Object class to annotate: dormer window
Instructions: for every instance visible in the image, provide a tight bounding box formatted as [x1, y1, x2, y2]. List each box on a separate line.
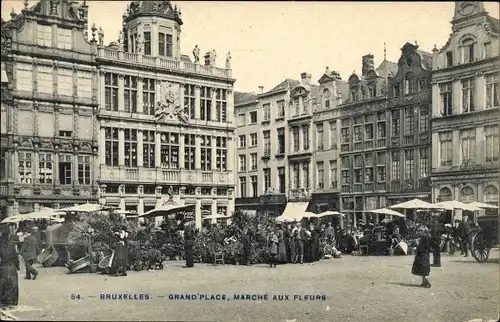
[368, 86, 376, 98]
[462, 38, 475, 63]
[159, 32, 173, 57]
[143, 32, 151, 55]
[393, 84, 400, 97]
[323, 89, 331, 109]
[404, 73, 414, 95]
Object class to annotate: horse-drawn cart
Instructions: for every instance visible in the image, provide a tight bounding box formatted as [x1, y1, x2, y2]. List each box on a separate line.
[471, 215, 498, 263]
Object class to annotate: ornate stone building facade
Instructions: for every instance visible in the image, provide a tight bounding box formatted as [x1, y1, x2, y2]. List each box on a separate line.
[310, 68, 347, 214]
[96, 1, 236, 228]
[338, 55, 398, 227]
[1, 0, 99, 218]
[431, 2, 499, 212]
[385, 43, 433, 206]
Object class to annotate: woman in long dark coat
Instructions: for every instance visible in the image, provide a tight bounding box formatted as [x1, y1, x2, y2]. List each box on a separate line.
[0, 225, 19, 308]
[111, 226, 129, 276]
[266, 229, 279, 268]
[288, 224, 297, 263]
[412, 226, 432, 288]
[311, 225, 321, 262]
[276, 224, 287, 263]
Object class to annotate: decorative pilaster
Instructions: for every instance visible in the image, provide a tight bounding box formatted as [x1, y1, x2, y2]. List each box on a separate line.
[99, 71, 106, 109]
[100, 127, 106, 165]
[179, 133, 185, 169]
[226, 89, 234, 124]
[452, 77, 461, 115]
[211, 87, 217, 121]
[211, 135, 217, 170]
[431, 80, 439, 117]
[227, 137, 234, 172]
[475, 71, 485, 112]
[452, 130, 460, 167]
[33, 102, 39, 137]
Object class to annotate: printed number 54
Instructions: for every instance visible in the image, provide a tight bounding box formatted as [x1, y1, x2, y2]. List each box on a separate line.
[71, 294, 82, 300]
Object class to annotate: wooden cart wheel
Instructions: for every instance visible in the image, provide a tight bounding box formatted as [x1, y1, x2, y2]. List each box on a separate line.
[471, 233, 490, 263]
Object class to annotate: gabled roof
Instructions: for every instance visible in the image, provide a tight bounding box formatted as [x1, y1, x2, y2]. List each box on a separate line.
[376, 60, 398, 78]
[266, 78, 300, 94]
[417, 49, 432, 69]
[234, 91, 259, 106]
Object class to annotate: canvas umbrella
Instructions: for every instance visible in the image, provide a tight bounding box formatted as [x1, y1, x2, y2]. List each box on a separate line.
[388, 198, 442, 210]
[138, 203, 195, 218]
[468, 201, 499, 209]
[317, 210, 345, 217]
[58, 203, 112, 213]
[1, 209, 63, 224]
[434, 200, 481, 212]
[369, 208, 405, 217]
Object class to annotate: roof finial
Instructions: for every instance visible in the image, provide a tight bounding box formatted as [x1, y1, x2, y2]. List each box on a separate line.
[383, 42, 387, 61]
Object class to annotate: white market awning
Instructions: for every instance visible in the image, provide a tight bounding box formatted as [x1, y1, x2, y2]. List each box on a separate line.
[388, 198, 441, 210]
[275, 202, 309, 222]
[468, 201, 499, 209]
[369, 208, 405, 217]
[434, 200, 481, 212]
[58, 203, 110, 213]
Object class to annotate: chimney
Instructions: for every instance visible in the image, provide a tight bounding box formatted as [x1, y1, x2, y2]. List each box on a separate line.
[362, 54, 375, 77]
[258, 86, 264, 94]
[301, 72, 311, 85]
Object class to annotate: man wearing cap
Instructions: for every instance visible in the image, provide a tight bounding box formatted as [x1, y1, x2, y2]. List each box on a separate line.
[183, 221, 195, 268]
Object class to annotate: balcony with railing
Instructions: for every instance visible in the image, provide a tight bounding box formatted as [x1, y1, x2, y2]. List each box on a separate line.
[99, 166, 234, 185]
[97, 48, 232, 79]
[376, 182, 387, 191]
[288, 187, 311, 201]
[403, 134, 415, 146]
[376, 138, 386, 148]
[364, 140, 374, 150]
[353, 184, 363, 193]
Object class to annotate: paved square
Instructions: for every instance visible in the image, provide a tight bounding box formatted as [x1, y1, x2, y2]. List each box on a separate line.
[6, 251, 499, 322]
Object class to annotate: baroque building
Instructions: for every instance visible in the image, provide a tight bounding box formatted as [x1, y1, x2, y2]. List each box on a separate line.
[1, 0, 99, 218]
[311, 67, 347, 216]
[431, 2, 499, 212]
[96, 1, 236, 229]
[338, 54, 398, 227]
[385, 43, 433, 206]
[234, 79, 298, 216]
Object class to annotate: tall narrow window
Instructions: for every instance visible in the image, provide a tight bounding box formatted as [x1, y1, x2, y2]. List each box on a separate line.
[316, 162, 324, 189]
[446, 51, 453, 67]
[215, 137, 227, 171]
[316, 124, 324, 150]
[160, 132, 179, 169]
[278, 167, 286, 193]
[293, 164, 300, 189]
[239, 177, 247, 198]
[303, 162, 310, 189]
[16, 63, 33, 92]
[419, 148, 429, 178]
[38, 153, 53, 184]
[78, 155, 91, 185]
[353, 125, 362, 142]
[329, 160, 337, 188]
[250, 176, 258, 197]
[200, 87, 212, 121]
[462, 39, 474, 63]
[124, 129, 138, 168]
[485, 126, 499, 162]
[391, 110, 400, 136]
[124, 76, 138, 113]
[105, 128, 119, 166]
[158, 33, 165, 56]
[341, 128, 349, 144]
[143, 32, 151, 55]
[239, 155, 247, 172]
[341, 170, 350, 185]
[404, 74, 414, 95]
[200, 135, 212, 170]
[143, 78, 156, 115]
[329, 121, 337, 148]
[460, 129, 476, 165]
[419, 106, 429, 132]
[303, 125, 310, 151]
[440, 82, 453, 116]
[293, 128, 300, 152]
[391, 151, 400, 181]
[250, 153, 258, 171]
[184, 134, 196, 170]
[277, 128, 285, 154]
[37, 65, 53, 94]
[393, 84, 400, 97]
[184, 84, 196, 120]
[404, 150, 414, 179]
[57, 68, 73, 96]
[105, 74, 119, 111]
[485, 74, 499, 109]
[166, 34, 173, 57]
[263, 103, 271, 121]
[263, 131, 271, 155]
[277, 100, 285, 118]
[77, 70, 92, 99]
[215, 89, 227, 122]
[263, 168, 271, 193]
[404, 108, 414, 135]
[143, 130, 156, 168]
[461, 78, 475, 113]
[439, 132, 453, 166]
[59, 154, 72, 185]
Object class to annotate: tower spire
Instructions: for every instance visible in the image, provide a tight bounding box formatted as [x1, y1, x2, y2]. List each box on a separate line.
[383, 42, 387, 61]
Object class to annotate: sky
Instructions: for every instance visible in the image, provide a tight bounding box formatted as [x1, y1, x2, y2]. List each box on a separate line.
[2, 1, 499, 93]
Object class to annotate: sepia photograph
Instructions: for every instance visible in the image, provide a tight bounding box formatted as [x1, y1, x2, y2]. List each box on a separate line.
[0, 1, 499, 321]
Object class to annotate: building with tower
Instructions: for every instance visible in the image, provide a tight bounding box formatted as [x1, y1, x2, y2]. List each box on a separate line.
[431, 2, 499, 213]
[0, 0, 99, 218]
[95, 0, 236, 228]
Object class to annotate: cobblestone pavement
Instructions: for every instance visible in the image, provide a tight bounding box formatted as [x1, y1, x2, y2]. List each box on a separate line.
[5, 250, 499, 322]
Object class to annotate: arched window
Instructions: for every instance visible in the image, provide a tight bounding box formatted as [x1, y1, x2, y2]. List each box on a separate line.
[438, 187, 452, 201]
[404, 73, 414, 95]
[462, 38, 475, 63]
[484, 185, 499, 203]
[460, 186, 475, 202]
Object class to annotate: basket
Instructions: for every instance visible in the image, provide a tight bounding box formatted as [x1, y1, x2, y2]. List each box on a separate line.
[68, 255, 91, 274]
[37, 246, 59, 267]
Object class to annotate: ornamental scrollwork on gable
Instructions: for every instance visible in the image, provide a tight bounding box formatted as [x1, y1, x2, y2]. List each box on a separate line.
[483, 23, 499, 38]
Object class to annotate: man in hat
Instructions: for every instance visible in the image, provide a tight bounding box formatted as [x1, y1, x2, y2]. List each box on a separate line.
[460, 216, 472, 257]
[20, 227, 40, 280]
[429, 214, 444, 267]
[183, 221, 195, 268]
